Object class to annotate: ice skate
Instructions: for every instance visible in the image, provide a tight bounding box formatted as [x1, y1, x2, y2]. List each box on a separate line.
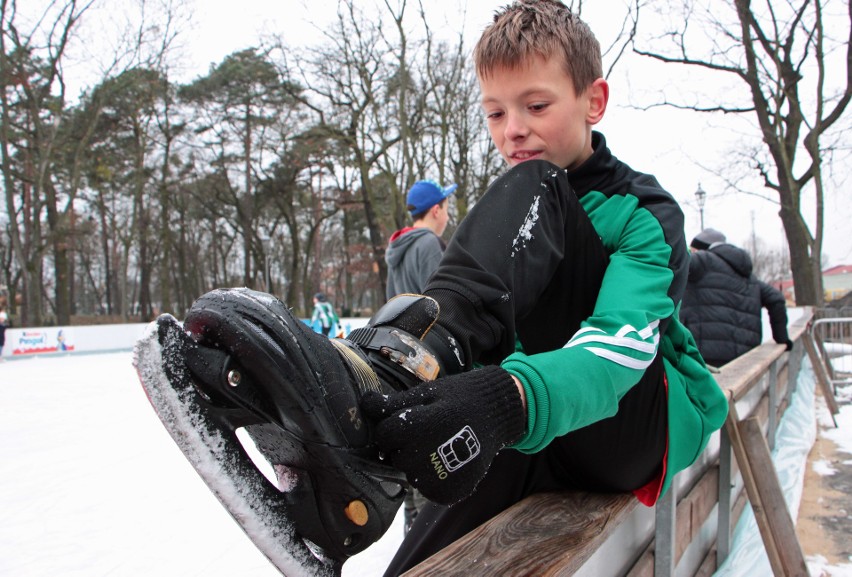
[133, 288, 462, 576]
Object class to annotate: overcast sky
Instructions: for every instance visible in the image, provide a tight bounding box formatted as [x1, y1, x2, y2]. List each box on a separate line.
[25, 0, 852, 267]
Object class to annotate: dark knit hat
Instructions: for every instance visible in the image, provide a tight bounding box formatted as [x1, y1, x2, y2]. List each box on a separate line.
[690, 228, 727, 250]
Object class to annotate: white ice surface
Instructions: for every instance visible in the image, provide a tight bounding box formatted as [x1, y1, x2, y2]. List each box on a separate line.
[0, 352, 402, 577]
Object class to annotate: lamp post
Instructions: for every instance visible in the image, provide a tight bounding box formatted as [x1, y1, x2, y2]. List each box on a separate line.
[695, 183, 707, 230]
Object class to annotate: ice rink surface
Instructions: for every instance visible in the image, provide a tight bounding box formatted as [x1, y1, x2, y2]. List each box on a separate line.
[2, 332, 851, 576]
[0, 352, 401, 577]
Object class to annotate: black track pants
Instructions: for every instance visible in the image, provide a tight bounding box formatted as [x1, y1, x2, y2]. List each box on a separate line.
[383, 161, 668, 576]
[424, 160, 610, 364]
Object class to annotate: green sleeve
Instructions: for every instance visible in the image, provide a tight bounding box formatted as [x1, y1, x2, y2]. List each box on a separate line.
[502, 202, 675, 453]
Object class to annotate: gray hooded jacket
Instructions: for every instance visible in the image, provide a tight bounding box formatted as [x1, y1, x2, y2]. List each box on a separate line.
[385, 227, 445, 300]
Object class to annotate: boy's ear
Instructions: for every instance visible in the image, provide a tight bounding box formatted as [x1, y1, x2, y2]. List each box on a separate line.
[586, 78, 609, 126]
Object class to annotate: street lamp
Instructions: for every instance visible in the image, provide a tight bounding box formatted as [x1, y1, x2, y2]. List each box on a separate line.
[695, 183, 707, 230]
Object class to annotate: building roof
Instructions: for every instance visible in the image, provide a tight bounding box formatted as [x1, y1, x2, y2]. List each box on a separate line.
[823, 264, 852, 276]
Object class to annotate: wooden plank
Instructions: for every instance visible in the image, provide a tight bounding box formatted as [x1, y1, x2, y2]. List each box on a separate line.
[626, 465, 721, 577]
[625, 549, 654, 577]
[671, 484, 691, 567]
[402, 491, 637, 577]
[687, 468, 719, 557]
[738, 417, 810, 576]
[715, 343, 785, 402]
[814, 334, 835, 380]
[671, 466, 720, 564]
[694, 546, 718, 577]
[802, 331, 840, 421]
[732, 486, 748, 534]
[724, 398, 787, 576]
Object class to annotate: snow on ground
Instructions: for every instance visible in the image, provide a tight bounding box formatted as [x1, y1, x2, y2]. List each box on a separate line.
[808, 353, 852, 577]
[807, 345, 852, 577]
[0, 352, 401, 577]
[1, 347, 850, 577]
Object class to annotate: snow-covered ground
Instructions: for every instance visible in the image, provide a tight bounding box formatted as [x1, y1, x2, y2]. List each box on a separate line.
[809, 374, 852, 577]
[0, 347, 850, 577]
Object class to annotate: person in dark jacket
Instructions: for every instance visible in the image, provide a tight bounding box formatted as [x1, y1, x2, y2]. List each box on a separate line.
[385, 180, 457, 301]
[680, 228, 793, 368]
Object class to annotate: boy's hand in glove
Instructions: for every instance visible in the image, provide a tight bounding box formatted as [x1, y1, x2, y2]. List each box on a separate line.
[360, 365, 526, 506]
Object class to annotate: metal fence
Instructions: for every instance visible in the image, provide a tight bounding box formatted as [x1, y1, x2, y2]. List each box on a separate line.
[810, 315, 852, 389]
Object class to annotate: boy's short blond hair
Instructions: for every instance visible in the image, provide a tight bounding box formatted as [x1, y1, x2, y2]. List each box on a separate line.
[474, 0, 602, 95]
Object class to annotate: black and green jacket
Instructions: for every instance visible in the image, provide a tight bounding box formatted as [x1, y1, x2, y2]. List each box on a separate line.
[502, 132, 728, 502]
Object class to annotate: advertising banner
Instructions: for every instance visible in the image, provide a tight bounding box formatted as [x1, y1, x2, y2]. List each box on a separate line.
[12, 329, 75, 356]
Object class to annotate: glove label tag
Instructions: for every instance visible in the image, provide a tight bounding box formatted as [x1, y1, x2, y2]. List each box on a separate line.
[437, 425, 481, 472]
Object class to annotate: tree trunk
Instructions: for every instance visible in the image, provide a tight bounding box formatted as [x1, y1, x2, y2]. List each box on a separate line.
[779, 205, 820, 306]
[158, 119, 175, 315]
[134, 119, 153, 321]
[360, 178, 387, 300]
[242, 100, 254, 286]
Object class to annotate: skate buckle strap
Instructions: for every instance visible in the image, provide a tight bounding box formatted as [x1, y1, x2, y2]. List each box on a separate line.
[348, 327, 440, 382]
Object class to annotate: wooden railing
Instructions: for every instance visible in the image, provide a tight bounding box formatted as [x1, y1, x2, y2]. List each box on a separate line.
[403, 309, 824, 577]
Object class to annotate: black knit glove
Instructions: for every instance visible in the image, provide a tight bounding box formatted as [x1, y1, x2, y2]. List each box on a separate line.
[360, 365, 526, 506]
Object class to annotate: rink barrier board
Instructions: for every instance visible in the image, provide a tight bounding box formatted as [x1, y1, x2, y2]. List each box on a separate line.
[0, 318, 370, 360]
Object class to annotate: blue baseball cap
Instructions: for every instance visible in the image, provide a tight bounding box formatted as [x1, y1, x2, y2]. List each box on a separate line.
[406, 180, 458, 216]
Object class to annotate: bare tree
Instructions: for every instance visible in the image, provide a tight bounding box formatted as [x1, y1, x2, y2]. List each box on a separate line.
[0, 0, 98, 325]
[179, 48, 301, 289]
[633, 0, 852, 306]
[1, 0, 190, 325]
[285, 0, 404, 305]
[415, 4, 502, 227]
[746, 233, 791, 286]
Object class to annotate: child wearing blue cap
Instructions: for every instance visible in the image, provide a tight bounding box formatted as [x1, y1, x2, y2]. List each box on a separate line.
[385, 180, 458, 302]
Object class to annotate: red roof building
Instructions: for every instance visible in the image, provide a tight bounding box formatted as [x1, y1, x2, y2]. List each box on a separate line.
[775, 264, 852, 304]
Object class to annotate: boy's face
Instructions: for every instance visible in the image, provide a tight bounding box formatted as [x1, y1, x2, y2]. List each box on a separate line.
[479, 54, 606, 171]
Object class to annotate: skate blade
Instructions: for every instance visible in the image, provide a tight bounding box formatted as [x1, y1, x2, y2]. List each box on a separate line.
[133, 318, 340, 577]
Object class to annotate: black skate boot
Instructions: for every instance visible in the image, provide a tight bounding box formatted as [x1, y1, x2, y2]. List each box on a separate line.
[134, 288, 463, 576]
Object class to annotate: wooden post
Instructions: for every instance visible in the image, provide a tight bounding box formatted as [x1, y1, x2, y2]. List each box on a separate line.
[724, 398, 785, 575]
[767, 359, 779, 450]
[802, 330, 840, 424]
[725, 396, 810, 576]
[739, 417, 810, 576]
